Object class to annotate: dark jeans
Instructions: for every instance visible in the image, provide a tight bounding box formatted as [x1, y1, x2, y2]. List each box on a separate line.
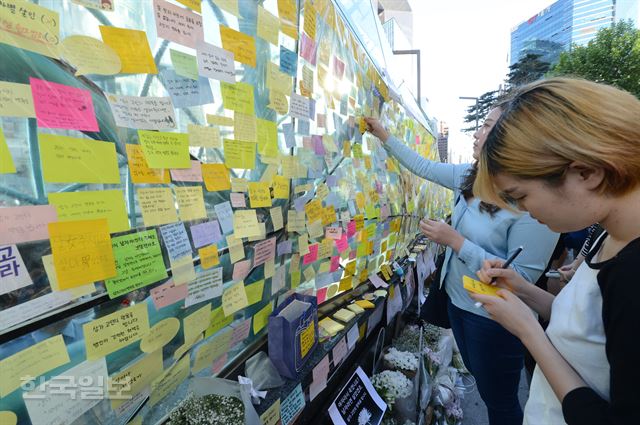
[448, 300, 524, 425]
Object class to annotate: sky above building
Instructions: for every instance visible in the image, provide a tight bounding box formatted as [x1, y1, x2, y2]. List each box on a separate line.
[409, 0, 555, 162]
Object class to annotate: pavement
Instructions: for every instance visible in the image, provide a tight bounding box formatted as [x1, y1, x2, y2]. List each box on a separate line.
[461, 369, 530, 425]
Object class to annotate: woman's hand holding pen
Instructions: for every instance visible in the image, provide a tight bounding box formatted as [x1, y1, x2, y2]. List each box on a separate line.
[363, 117, 389, 142]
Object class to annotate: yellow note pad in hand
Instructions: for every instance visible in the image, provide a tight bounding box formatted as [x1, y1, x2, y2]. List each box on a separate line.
[463, 275, 502, 297]
[49, 218, 116, 289]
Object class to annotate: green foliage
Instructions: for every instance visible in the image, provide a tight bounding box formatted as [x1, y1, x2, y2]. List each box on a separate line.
[461, 90, 499, 133]
[507, 53, 551, 88]
[550, 20, 640, 98]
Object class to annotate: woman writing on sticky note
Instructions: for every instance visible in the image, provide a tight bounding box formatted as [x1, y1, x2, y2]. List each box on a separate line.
[470, 78, 640, 425]
[365, 113, 558, 425]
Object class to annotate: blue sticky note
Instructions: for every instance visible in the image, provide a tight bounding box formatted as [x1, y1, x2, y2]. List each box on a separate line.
[280, 45, 298, 77]
[160, 69, 214, 109]
[283, 122, 296, 148]
[297, 119, 310, 135]
[281, 383, 305, 425]
[160, 222, 192, 261]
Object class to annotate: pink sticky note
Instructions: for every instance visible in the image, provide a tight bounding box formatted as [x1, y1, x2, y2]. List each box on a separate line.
[29, 77, 98, 131]
[369, 274, 389, 289]
[150, 279, 188, 309]
[313, 355, 330, 382]
[348, 250, 357, 260]
[330, 256, 340, 272]
[333, 57, 345, 79]
[0, 205, 58, 244]
[346, 221, 356, 237]
[253, 237, 276, 267]
[332, 337, 348, 365]
[232, 259, 252, 280]
[212, 352, 228, 375]
[300, 33, 317, 65]
[230, 318, 251, 347]
[325, 226, 342, 240]
[230, 192, 246, 208]
[170, 160, 203, 182]
[153, 0, 204, 49]
[316, 286, 328, 304]
[303, 243, 319, 265]
[335, 235, 349, 253]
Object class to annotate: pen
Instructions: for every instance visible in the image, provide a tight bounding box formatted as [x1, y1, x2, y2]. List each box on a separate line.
[475, 246, 524, 308]
[491, 246, 524, 284]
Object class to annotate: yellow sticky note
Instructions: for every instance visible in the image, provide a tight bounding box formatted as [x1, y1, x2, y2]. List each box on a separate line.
[220, 82, 254, 114]
[278, 0, 299, 39]
[257, 6, 280, 45]
[126, 144, 170, 184]
[204, 306, 233, 337]
[305, 199, 323, 223]
[231, 177, 249, 192]
[303, 0, 317, 40]
[0, 335, 70, 397]
[227, 235, 245, 263]
[463, 275, 502, 297]
[233, 210, 261, 238]
[234, 111, 257, 142]
[257, 118, 279, 158]
[49, 190, 130, 234]
[220, 25, 256, 67]
[201, 163, 231, 191]
[318, 317, 344, 336]
[140, 317, 181, 353]
[137, 188, 178, 227]
[183, 303, 212, 344]
[175, 186, 207, 221]
[213, 0, 239, 16]
[268, 89, 289, 115]
[171, 255, 196, 285]
[270, 206, 284, 231]
[339, 276, 353, 293]
[43, 254, 96, 299]
[49, 218, 116, 289]
[300, 321, 315, 357]
[199, 245, 220, 269]
[224, 139, 256, 169]
[60, 35, 122, 76]
[177, 0, 202, 13]
[0, 128, 16, 174]
[99, 26, 158, 74]
[188, 124, 221, 148]
[83, 303, 150, 360]
[222, 280, 249, 317]
[206, 114, 234, 126]
[39, 134, 119, 184]
[109, 350, 163, 410]
[248, 182, 272, 208]
[272, 176, 290, 199]
[193, 330, 231, 373]
[246, 279, 265, 306]
[0, 1, 60, 58]
[150, 355, 190, 406]
[0, 81, 36, 117]
[138, 130, 190, 169]
[253, 301, 273, 334]
[0, 412, 17, 425]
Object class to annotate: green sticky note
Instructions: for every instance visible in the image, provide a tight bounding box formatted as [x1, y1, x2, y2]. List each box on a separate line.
[0, 128, 16, 174]
[246, 279, 265, 306]
[105, 230, 168, 299]
[205, 306, 233, 338]
[170, 49, 199, 80]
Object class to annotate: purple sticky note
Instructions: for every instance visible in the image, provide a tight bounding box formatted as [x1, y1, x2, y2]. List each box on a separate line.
[190, 220, 222, 248]
[312, 135, 325, 155]
[277, 240, 292, 256]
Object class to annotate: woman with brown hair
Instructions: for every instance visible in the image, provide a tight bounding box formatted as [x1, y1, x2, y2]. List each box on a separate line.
[471, 77, 640, 424]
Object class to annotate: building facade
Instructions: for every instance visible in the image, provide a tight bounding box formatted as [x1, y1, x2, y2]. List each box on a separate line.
[510, 0, 639, 65]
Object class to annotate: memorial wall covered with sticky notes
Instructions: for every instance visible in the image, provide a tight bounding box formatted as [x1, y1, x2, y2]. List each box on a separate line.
[0, 0, 448, 424]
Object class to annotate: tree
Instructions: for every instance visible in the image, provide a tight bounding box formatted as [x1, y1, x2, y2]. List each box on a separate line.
[507, 53, 551, 88]
[550, 20, 640, 98]
[461, 90, 499, 133]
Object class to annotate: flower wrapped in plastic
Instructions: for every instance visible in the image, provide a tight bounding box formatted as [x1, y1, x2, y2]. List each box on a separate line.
[383, 347, 419, 379]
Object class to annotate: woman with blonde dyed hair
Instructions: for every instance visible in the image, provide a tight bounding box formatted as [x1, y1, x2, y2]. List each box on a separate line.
[470, 78, 640, 425]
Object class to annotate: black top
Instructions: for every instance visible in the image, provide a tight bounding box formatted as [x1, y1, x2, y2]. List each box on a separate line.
[561, 233, 640, 424]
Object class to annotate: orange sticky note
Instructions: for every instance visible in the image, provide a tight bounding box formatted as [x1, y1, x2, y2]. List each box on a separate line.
[462, 275, 502, 297]
[126, 144, 170, 184]
[99, 26, 158, 74]
[202, 163, 231, 191]
[219, 25, 256, 67]
[199, 245, 220, 269]
[48, 218, 116, 289]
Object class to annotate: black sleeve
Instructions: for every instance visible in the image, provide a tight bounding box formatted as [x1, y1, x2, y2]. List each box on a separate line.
[562, 244, 640, 424]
